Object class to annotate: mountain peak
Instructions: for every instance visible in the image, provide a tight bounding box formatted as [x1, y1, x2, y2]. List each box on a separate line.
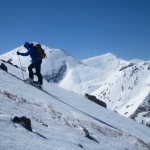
[82, 53, 117, 61]
[81, 53, 126, 71]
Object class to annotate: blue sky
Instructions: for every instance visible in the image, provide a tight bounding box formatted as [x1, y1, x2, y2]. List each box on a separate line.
[0, 0, 150, 60]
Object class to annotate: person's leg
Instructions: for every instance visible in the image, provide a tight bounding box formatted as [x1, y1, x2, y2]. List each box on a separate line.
[35, 62, 43, 84]
[28, 63, 35, 80]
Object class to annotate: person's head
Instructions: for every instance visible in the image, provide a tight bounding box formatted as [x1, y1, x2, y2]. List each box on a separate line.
[24, 42, 30, 49]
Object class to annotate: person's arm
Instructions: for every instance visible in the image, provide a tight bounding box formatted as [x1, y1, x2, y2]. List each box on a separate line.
[17, 50, 30, 56]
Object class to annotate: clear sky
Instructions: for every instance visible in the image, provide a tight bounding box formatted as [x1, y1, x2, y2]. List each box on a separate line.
[0, 0, 150, 60]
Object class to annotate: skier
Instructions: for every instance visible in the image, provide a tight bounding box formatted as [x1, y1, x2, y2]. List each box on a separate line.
[17, 42, 43, 87]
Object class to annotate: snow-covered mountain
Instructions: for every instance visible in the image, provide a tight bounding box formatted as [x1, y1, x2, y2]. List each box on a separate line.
[92, 61, 150, 123]
[0, 58, 150, 150]
[0, 46, 127, 94]
[0, 44, 150, 128]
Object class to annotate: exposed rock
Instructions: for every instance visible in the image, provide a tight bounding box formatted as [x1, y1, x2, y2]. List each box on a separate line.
[85, 93, 107, 108]
[0, 63, 8, 72]
[12, 116, 32, 132]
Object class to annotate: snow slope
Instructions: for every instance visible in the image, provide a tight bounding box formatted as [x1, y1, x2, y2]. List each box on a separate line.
[0, 44, 150, 128]
[92, 61, 150, 125]
[0, 60, 150, 150]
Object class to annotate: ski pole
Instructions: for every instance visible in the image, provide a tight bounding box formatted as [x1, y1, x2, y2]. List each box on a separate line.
[18, 54, 25, 80]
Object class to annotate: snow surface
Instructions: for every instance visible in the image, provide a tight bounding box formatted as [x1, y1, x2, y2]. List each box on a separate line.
[0, 44, 150, 129]
[0, 59, 150, 150]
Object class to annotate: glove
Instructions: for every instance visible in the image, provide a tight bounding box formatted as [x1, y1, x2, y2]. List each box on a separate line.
[17, 51, 21, 55]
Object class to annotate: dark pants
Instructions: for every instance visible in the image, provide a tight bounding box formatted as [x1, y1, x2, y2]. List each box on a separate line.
[28, 62, 43, 84]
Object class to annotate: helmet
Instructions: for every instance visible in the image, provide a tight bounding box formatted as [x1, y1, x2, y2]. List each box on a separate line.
[24, 42, 30, 48]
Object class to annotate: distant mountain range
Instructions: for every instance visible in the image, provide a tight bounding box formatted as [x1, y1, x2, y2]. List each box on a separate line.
[0, 43, 150, 127]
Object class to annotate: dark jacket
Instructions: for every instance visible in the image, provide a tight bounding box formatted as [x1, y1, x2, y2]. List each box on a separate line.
[20, 43, 42, 63]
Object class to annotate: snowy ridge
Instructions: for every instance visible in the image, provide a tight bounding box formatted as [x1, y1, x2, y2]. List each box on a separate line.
[0, 44, 150, 127]
[82, 53, 127, 71]
[93, 61, 150, 125]
[0, 60, 150, 150]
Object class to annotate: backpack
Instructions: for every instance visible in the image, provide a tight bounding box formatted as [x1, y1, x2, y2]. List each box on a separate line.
[33, 43, 47, 59]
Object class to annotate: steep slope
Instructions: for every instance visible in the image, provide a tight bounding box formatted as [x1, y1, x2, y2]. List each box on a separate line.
[0, 44, 150, 128]
[0, 60, 150, 150]
[92, 61, 150, 126]
[59, 53, 128, 94]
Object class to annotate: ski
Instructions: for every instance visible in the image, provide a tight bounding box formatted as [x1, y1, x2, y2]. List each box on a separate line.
[24, 81, 43, 90]
[8, 72, 59, 100]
